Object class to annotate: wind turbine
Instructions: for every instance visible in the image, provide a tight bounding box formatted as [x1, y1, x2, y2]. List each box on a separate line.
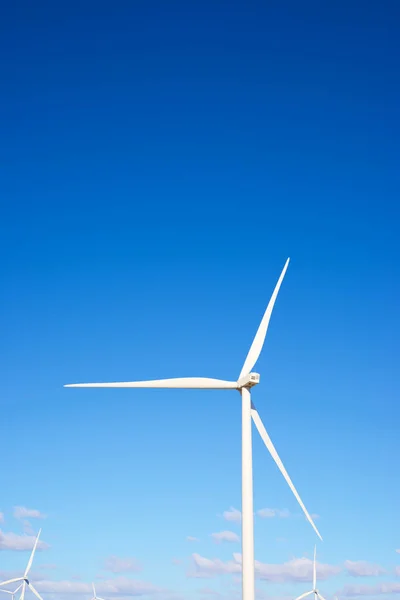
[295, 546, 327, 600]
[90, 583, 106, 600]
[0, 529, 44, 600]
[0, 585, 23, 600]
[65, 258, 322, 600]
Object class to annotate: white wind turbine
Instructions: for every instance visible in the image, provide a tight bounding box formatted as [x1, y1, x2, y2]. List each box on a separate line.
[0, 585, 23, 600]
[295, 547, 327, 600]
[0, 529, 44, 600]
[65, 258, 322, 600]
[90, 583, 106, 600]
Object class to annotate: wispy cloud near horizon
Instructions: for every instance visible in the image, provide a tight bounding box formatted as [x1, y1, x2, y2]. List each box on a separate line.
[256, 508, 290, 519]
[222, 508, 241, 523]
[13, 507, 46, 520]
[10, 578, 164, 596]
[189, 553, 341, 582]
[344, 560, 386, 577]
[210, 531, 240, 544]
[0, 530, 49, 552]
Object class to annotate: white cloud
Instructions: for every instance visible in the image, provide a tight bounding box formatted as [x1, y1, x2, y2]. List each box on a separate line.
[0, 513, 4, 524]
[396, 550, 400, 554]
[0, 530, 49, 551]
[13, 507, 46, 520]
[257, 509, 290, 519]
[340, 583, 400, 596]
[189, 553, 340, 582]
[189, 554, 241, 578]
[222, 508, 241, 523]
[19, 578, 163, 596]
[187, 537, 200, 542]
[172, 559, 182, 566]
[104, 556, 142, 574]
[344, 561, 386, 577]
[395, 566, 400, 577]
[255, 555, 340, 582]
[211, 531, 240, 544]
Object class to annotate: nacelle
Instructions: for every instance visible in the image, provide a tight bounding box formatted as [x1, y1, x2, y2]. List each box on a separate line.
[237, 372, 260, 389]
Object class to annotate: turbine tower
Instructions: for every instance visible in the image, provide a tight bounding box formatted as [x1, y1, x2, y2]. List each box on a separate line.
[0, 530, 44, 600]
[294, 546, 327, 600]
[65, 258, 322, 600]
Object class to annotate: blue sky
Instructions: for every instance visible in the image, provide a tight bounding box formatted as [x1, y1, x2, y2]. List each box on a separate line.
[0, 0, 399, 599]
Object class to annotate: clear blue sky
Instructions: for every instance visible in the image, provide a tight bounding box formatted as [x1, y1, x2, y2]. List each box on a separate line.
[1, 1, 399, 600]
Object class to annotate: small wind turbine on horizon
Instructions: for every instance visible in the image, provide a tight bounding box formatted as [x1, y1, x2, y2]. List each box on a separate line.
[295, 546, 327, 600]
[0, 530, 44, 600]
[65, 258, 322, 600]
[90, 583, 106, 600]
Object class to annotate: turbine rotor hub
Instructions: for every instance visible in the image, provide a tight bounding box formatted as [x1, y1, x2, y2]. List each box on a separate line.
[237, 372, 260, 389]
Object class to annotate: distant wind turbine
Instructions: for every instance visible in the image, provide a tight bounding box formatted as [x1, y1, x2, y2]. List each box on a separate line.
[0, 585, 23, 600]
[90, 583, 106, 600]
[294, 546, 327, 600]
[0, 530, 44, 600]
[65, 258, 322, 600]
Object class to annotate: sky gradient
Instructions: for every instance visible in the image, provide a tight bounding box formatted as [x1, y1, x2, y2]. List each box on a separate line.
[1, 1, 399, 600]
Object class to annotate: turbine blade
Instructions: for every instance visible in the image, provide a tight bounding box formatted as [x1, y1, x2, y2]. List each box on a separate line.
[24, 529, 41, 577]
[0, 580, 23, 588]
[65, 377, 237, 389]
[19, 584, 25, 600]
[27, 585, 44, 600]
[251, 405, 322, 540]
[294, 592, 314, 600]
[313, 545, 317, 589]
[92, 584, 96, 598]
[317, 594, 327, 600]
[0, 591, 14, 595]
[239, 258, 290, 379]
